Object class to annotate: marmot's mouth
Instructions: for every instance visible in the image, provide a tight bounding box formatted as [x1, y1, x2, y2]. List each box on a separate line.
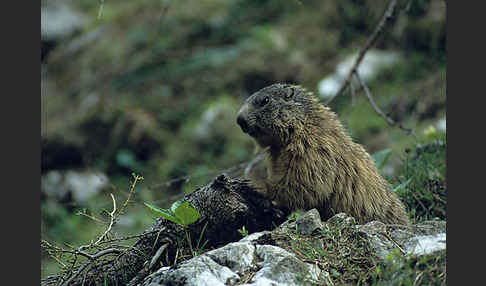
[247, 129, 257, 137]
[246, 125, 262, 138]
[237, 115, 249, 133]
[236, 113, 262, 138]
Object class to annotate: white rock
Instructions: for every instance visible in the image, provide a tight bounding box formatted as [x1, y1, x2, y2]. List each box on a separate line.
[140, 240, 321, 286]
[436, 118, 446, 132]
[404, 233, 446, 256]
[42, 170, 109, 203]
[318, 50, 401, 99]
[317, 74, 344, 97]
[239, 231, 271, 243]
[146, 255, 238, 286]
[41, 170, 67, 198]
[243, 245, 321, 286]
[41, 1, 86, 41]
[64, 171, 109, 203]
[205, 242, 256, 274]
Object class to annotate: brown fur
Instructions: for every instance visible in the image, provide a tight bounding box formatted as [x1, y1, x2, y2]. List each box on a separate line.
[236, 83, 409, 225]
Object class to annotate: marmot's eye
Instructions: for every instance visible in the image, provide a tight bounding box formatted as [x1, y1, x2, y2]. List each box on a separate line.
[285, 88, 295, 100]
[260, 96, 270, 107]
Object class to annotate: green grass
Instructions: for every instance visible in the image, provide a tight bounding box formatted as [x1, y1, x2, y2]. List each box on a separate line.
[275, 216, 378, 285]
[393, 132, 446, 222]
[370, 249, 446, 286]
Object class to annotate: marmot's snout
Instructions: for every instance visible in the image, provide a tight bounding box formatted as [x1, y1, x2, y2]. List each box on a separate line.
[236, 113, 249, 134]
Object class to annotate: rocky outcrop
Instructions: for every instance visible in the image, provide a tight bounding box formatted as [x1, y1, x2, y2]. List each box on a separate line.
[138, 235, 322, 286]
[135, 210, 446, 286]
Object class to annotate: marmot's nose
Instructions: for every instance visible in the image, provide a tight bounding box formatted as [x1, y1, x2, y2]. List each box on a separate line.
[237, 114, 249, 133]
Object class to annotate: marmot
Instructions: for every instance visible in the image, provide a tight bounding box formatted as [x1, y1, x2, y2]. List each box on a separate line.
[236, 83, 409, 225]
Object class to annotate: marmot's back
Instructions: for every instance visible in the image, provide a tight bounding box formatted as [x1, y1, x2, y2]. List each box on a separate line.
[236, 83, 409, 225]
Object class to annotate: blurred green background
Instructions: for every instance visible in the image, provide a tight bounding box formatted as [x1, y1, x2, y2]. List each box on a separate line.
[41, 0, 446, 278]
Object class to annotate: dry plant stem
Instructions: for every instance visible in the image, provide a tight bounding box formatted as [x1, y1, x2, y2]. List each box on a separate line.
[97, 0, 105, 19]
[354, 71, 413, 135]
[42, 175, 146, 286]
[383, 231, 406, 255]
[94, 193, 117, 246]
[120, 174, 142, 215]
[55, 194, 118, 285]
[149, 243, 169, 270]
[42, 174, 287, 286]
[62, 263, 90, 286]
[325, 0, 399, 105]
[355, 72, 394, 126]
[76, 211, 105, 225]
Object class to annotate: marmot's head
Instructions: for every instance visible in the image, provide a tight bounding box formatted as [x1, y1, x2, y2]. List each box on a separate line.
[236, 83, 317, 148]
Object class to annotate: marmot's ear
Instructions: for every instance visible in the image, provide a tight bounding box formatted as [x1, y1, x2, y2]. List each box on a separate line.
[284, 87, 295, 101]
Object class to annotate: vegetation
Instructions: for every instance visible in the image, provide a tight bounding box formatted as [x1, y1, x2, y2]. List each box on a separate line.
[41, 0, 446, 279]
[145, 200, 208, 257]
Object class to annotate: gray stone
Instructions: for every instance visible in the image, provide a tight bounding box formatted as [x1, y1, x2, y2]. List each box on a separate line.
[41, 169, 109, 203]
[139, 237, 321, 286]
[403, 233, 446, 256]
[205, 242, 256, 275]
[142, 255, 238, 286]
[357, 220, 446, 261]
[137, 213, 445, 286]
[296, 209, 323, 235]
[356, 221, 394, 261]
[245, 245, 321, 286]
[327, 212, 356, 226]
[41, 0, 86, 41]
[240, 231, 272, 243]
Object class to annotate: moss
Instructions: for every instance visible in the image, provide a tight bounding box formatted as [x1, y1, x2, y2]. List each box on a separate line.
[371, 249, 446, 286]
[274, 217, 379, 285]
[393, 135, 446, 222]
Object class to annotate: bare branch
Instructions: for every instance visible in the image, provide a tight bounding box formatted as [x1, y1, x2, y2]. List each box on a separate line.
[354, 71, 413, 135]
[93, 193, 117, 246]
[120, 174, 143, 215]
[325, 0, 399, 105]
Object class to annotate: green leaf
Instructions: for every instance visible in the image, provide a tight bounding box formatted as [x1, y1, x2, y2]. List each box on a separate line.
[170, 199, 186, 214]
[392, 178, 412, 193]
[372, 149, 392, 170]
[173, 201, 200, 226]
[144, 203, 182, 225]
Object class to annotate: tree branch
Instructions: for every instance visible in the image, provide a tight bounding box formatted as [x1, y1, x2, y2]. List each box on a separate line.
[354, 71, 413, 135]
[325, 0, 399, 105]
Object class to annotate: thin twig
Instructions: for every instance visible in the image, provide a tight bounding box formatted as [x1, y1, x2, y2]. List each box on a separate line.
[383, 231, 406, 255]
[355, 72, 394, 126]
[325, 0, 399, 105]
[354, 71, 413, 135]
[96, 230, 159, 245]
[76, 210, 106, 225]
[97, 0, 105, 19]
[120, 174, 143, 215]
[149, 243, 169, 270]
[42, 178, 147, 285]
[93, 193, 117, 246]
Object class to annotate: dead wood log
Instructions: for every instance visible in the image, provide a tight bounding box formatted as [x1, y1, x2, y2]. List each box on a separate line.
[42, 174, 288, 286]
